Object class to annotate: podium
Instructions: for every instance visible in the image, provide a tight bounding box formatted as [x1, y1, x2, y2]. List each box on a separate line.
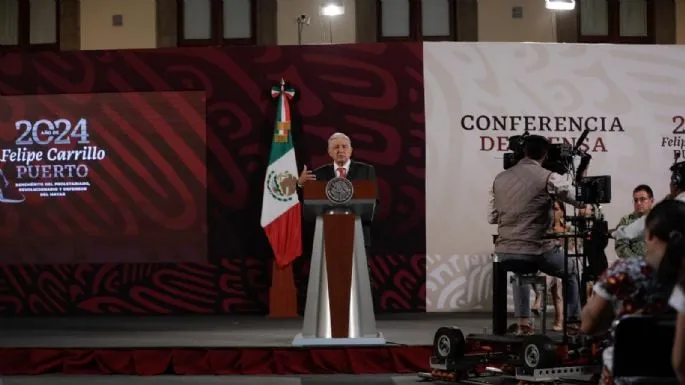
[292, 178, 386, 346]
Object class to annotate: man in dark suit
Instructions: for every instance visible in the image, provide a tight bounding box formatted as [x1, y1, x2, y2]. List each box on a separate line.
[297, 132, 378, 248]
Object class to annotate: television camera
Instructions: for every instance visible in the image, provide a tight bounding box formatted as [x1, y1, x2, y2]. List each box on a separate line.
[420, 129, 614, 384]
[503, 132, 571, 175]
[503, 129, 611, 206]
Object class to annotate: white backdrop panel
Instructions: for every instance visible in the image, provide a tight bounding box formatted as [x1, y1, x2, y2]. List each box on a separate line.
[424, 42, 685, 312]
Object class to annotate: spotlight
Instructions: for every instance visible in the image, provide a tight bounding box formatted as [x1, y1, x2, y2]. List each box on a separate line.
[545, 0, 575, 11]
[320, 1, 344, 16]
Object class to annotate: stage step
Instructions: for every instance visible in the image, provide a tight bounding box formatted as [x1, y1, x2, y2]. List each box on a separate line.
[0, 375, 418, 385]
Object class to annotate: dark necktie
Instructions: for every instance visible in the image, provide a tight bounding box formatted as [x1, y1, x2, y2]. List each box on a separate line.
[337, 167, 347, 178]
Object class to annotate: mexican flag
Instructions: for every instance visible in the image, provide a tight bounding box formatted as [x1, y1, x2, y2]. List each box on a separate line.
[260, 79, 303, 268]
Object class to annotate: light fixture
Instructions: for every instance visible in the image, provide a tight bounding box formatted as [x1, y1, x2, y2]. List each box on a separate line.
[296, 14, 310, 45]
[320, 1, 344, 16]
[545, 0, 575, 11]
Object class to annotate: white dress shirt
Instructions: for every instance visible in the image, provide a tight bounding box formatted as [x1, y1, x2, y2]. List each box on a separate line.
[334, 159, 351, 178]
[487, 163, 581, 225]
[612, 191, 685, 241]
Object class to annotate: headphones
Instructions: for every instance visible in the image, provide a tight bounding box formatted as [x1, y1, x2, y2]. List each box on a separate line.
[670, 161, 685, 189]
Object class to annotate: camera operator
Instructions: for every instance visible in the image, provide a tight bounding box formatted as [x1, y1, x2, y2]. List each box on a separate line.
[612, 162, 685, 242]
[489, 135, 584, 333]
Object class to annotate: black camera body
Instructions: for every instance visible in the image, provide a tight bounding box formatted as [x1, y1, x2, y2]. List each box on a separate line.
[502, 131, 611, 205]
[503, 133, 572, 175]
[576, 175, 612, 205]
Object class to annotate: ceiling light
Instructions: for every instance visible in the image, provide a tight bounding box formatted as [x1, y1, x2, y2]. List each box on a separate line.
[545, 0, 575, 11]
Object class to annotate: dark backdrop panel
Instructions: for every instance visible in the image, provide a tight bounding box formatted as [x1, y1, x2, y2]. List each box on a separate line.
[0, 43, 426, 315]
[0, 91, 207, 265]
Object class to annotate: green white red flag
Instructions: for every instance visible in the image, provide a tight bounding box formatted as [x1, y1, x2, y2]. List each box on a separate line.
[260, 79, 302, 268]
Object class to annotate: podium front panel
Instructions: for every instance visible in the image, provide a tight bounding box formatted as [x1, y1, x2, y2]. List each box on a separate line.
[293, 213, 384, 346]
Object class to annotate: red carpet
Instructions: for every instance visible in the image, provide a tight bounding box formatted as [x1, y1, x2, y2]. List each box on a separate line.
[0, 346, 432, 375]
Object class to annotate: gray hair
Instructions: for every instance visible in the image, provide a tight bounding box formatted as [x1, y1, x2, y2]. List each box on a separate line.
[328, 132, 352, 146]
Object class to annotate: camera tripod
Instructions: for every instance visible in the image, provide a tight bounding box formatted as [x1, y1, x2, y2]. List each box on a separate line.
[544, 212, 608, 343]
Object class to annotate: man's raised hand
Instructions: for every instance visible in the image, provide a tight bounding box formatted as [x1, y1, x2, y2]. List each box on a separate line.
[298, 165, 316, 187]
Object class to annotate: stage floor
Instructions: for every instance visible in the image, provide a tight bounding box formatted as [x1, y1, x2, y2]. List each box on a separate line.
[0, 313, 593, 383]
[0, 312, 494, 348]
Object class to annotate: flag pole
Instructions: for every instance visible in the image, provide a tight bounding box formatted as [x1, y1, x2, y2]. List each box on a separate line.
[269, 261, 298, 318]
[265, 78, 300, 318]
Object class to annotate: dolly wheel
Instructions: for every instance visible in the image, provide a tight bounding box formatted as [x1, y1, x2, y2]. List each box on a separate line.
[433, 327, 466, 360]
[521, 335, 557, 373]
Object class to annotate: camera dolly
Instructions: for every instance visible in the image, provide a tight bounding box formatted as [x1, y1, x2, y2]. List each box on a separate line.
[417, 326, 603, 384]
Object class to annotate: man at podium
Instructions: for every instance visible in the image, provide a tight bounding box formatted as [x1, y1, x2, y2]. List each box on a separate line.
[292, 132, 384, 345]
[297, 132, 378, 248]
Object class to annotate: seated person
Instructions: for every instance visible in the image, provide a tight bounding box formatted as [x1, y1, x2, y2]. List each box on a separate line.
[489, 135, 584, 334]
[671, 284, 685, 384]
[581, 199, 681, 385]
[660, 204, 685, 383]
[614, 184, 653, 259]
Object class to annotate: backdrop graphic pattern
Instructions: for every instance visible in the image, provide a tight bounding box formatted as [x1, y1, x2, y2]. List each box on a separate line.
[0, 43, 426, 315]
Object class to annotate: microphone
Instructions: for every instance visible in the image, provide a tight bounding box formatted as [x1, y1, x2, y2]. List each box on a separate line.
[572, 128, 590, 155]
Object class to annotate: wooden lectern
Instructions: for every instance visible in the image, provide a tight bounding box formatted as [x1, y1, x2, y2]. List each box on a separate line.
[292, 179, 385, 346]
